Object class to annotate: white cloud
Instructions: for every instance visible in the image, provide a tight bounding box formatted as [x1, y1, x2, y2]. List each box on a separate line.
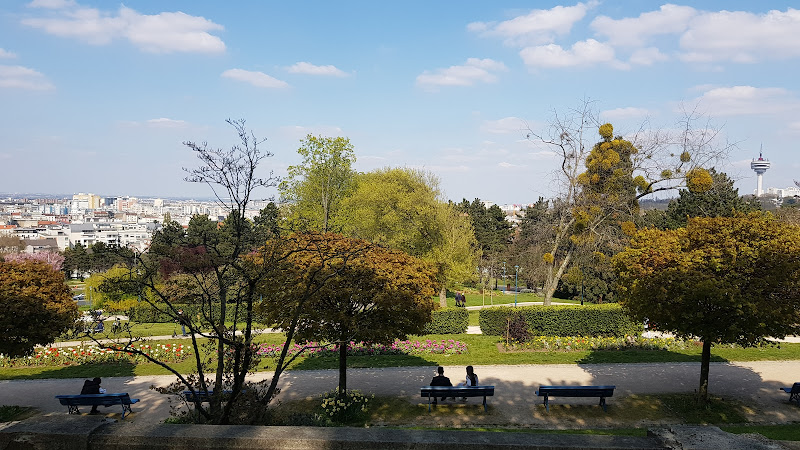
[690, 86, 799, 116]
[498, 161, 527, 169]
[27, 0, 76, 9]
[416, 58, 507, 89]
[628, 47, 669, 66]
[287, 62, 348, 77]
[221, 69, 289, 89]
[146, 118, 188, 128]
[22, 4, 225, 54]
[520, 39, 620, 69]
[680, 8, 800, 63]
[591, 4, 696, 47]
[469, 1, 598, 47]
[601, 107, 651, 121]
[0, 48, 16, 58]
[481, 117, 526, 134]
[0, 65, 54, 90]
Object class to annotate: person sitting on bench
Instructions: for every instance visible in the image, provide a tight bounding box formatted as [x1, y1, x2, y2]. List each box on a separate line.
[80, 377, 105, 414]
[430, 366, 452, 404]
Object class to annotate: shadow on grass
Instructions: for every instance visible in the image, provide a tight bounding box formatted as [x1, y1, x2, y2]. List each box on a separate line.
[0, 361, 137, 380]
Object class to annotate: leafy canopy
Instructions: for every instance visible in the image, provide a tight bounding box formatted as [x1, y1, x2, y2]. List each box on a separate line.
[0, 260, 79, 356]
[614, 213, 800, 346]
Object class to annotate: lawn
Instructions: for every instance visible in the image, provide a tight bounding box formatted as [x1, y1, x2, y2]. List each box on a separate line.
[6, 332, 800, 380]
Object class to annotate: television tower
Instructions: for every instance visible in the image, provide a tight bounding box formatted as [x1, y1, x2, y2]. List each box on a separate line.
[750, 148, 770, 197]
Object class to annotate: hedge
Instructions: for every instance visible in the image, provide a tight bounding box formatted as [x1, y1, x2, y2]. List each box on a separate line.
[423, 307, 469, 334]
[479, 304, 642, 337]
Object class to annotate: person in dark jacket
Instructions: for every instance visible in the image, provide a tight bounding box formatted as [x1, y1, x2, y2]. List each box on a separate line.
[80, 377, 103, 414]
[429, 366, 452, 404]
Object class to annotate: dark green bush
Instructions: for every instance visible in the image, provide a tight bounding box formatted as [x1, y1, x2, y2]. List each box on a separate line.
[479, 304, 641, 337]
[423, 307, 468, 334]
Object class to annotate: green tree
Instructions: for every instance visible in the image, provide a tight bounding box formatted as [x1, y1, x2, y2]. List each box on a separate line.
[339, 168, 478, 307]
[527, 103, 724, 305]
[62, 243, 90, 280]
[279, 135, 356, 232]
[257, 233, 436, 393]
[0, 259, 79, 356]
[97, 119, 281, 425]
[663, 169, 761, 229]
[614, 214, 800, 400]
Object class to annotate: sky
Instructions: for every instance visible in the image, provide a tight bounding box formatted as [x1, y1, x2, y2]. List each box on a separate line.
[1, 1, 799, 204]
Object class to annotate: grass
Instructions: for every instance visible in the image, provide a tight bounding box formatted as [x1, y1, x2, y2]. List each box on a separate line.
[6, 331, 800, 380]
[267, 392, 755, 430]
[721, 424, 800, 441]
[0, 405, 35, 422]
[445, 291, 578, 309]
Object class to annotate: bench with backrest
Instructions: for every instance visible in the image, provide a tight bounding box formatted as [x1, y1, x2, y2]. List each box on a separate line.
[420, 386, 494, 412]
[55, 393, 139, 418]
[182, 389, 242, 403]
[780, 383, 800, 406]
[535, 385, 615, 412]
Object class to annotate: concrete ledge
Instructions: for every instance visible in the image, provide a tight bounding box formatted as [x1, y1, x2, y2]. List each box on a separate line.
[0, 415, 107, 450]
[0, 417, 663, 450]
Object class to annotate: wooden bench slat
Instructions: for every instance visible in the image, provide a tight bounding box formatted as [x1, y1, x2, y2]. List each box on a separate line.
[420, 386, 495, 412]
[55, 393, 139, 418]
[535, 385, 615, 412]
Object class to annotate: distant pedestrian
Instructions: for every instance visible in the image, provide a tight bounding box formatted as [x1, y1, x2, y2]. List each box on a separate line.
[112, 317, 121, 334]
[177, 309, 187, 336]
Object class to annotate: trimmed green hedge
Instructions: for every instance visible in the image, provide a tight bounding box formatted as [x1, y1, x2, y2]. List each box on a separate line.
[479, 304, 642, 337]
[423, 307, 469, 334]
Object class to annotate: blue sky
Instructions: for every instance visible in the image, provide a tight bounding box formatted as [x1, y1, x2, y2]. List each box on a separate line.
[1, 1, 799, 204]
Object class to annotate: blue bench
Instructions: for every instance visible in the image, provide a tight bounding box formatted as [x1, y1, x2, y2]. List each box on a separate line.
[780, 383, 800, 406]
[55, 393, 139, 418]
[182, 389, 242, 403]
[535, 385, 615, 412]
[420, 386, 494, 412]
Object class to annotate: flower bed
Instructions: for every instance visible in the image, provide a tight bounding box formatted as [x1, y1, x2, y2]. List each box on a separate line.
[502, 335, 692, 352]
[256, 339, 468, 358]
[0, 343, 189, 368]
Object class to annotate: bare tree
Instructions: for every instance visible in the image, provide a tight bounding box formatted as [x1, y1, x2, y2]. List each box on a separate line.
[526, 101, 729, 305]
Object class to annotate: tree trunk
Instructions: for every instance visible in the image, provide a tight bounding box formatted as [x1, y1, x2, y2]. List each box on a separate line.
[544, 249, 572, 306]
[698, 340, 712, 402]
[338, 340, 348, 394]
[439, 286, 448, 308]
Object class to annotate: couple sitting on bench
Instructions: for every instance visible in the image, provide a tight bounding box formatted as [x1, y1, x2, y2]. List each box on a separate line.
[430, 365, 478, 404]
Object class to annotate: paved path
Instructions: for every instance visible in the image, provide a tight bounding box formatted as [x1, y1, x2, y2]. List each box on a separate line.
[4, 361, 800, 428]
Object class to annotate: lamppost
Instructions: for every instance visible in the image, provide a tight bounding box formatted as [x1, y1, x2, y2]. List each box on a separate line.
[514, 265, 519, 307]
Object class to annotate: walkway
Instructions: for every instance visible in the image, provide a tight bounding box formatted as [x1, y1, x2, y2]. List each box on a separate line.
[3, 361, 799, 428]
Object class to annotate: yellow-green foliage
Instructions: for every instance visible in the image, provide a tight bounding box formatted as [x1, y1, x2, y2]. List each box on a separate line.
[598, 123, 614, 140]
[680, 151, 691, 163]
[686, 168, 713, 193]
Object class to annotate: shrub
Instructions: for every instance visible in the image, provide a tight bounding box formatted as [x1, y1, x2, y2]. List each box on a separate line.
[318, 389, 373, 424]
[480, 304, 642, 337]
[423, 307, 468, 334]
[506, 314, 530, 344]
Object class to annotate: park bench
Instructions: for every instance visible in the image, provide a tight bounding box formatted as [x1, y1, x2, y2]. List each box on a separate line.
[420, 386, 494, 412]
[780, 383, 800, 406]
[535, 385, 615, 412]
[182, 389, 241, 403]
[55, 393, 139, 418]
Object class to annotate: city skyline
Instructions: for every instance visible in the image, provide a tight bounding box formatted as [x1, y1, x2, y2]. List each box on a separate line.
[2, 1, 799, 204]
